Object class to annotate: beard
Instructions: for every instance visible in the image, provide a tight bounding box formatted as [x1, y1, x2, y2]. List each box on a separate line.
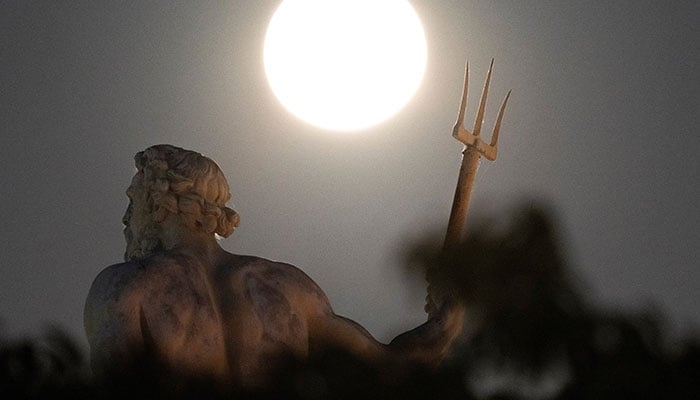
[124, 220, 165, 262]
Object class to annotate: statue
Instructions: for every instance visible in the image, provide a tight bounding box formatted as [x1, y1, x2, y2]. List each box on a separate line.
[84, 144, 464, 390]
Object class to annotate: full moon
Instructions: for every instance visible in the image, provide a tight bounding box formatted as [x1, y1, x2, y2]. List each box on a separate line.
[264, 0, 427, 131]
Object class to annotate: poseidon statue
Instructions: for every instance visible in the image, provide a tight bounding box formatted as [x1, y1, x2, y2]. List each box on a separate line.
[84, 144, 464, 390]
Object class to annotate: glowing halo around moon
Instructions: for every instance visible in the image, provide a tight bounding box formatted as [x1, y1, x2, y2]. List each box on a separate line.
[264, 0, 427, 132]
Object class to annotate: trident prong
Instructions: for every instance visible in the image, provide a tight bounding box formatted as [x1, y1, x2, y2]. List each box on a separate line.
[444, 59, 511, 249]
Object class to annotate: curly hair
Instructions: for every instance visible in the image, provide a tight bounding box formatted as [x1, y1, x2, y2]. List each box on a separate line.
[134, 144, 240, 238]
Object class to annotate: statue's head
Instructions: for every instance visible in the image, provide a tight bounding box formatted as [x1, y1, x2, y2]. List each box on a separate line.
[123, 144, 240, 261]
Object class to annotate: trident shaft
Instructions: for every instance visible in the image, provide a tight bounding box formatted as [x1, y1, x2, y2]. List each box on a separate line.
[444, 59, 511, 250]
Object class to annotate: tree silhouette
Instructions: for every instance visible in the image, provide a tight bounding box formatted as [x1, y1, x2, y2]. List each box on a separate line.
[408, 202, 698, 399]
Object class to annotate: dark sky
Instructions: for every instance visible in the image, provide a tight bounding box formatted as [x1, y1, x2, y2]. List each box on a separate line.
[1, 1, 698, 348]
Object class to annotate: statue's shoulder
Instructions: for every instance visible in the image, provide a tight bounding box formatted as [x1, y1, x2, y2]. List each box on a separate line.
[87, 255, 183, 303]
[226, 254, 309, 278]
[226, 254, 328, 300]
[84, 255, 192, 334]
[86, 261, 147, 307]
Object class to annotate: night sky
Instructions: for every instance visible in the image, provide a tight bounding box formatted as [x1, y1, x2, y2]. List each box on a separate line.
[2, 1, 698, 350]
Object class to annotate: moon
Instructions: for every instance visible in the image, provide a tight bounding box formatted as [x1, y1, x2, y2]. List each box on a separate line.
[264, 0, 427, 132]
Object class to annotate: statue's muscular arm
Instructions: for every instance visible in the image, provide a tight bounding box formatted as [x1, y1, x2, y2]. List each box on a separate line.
[308, 299, 464, 371]
[238, 259, 389, 363]
[272, 261, 465, 370]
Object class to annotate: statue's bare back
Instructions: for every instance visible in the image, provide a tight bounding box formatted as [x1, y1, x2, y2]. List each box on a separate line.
[87, 251, 344, 385]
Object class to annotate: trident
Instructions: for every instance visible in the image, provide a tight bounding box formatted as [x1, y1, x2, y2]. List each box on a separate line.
[443, 59, 511, 250]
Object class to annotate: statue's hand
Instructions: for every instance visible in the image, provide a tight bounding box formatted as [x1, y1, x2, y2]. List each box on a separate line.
[424, 262, 458, 318]
[424, 285, 439, 316]
[429, 297, 465, 339]
[390, 296, 464, 369]
[423, 265, 465, 357]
